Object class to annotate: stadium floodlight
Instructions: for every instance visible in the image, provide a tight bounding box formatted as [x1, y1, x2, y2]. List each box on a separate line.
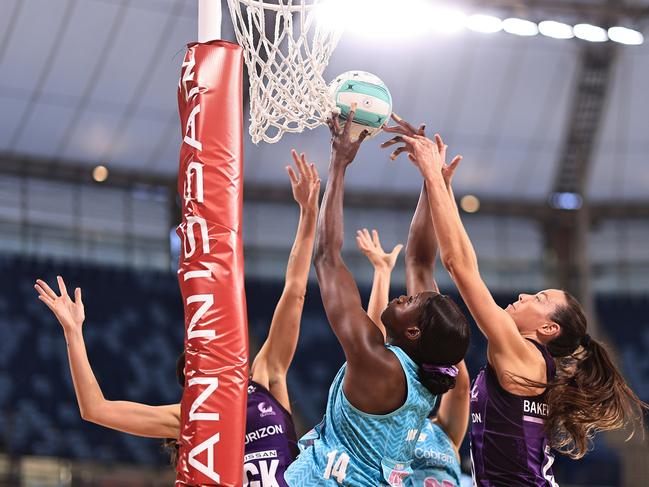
[608, 26, 644, 45]
[574, 23, 608, 42]
[406, 0, 445, 36]
[350, 0, 406, 37]
[317, 0, 456, 38]
[538, 20, 574, 39]
[430, 8, 467, 34]
[503, 18, 539, 37]
[549, 192, 583, 210]
[466, 14, 503, 34]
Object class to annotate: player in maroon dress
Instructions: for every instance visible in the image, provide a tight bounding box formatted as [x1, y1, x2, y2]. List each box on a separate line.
[173, 351, 300, 486]
[35, 151, 320, 486]
[382, 115, 648, 486]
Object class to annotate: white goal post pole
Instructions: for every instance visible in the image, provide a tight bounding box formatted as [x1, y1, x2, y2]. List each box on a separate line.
[198, 0, 222, 42]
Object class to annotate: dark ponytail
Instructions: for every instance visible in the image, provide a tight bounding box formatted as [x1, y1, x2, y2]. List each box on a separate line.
[419, 368, 457, 395]
[416, 294, 470, 396]
[163, 351, 186, 467]
[543, 293, 648, 459]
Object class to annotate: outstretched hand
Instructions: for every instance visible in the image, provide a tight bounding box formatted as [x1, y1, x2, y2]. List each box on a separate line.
[381, 114, 462, 186]
[382, 113, 426, 159]
[356, 228, 403, 272]
[327, 103, 370, 167]
[287, 149, 321, 211]
[35, 276, 85, 333]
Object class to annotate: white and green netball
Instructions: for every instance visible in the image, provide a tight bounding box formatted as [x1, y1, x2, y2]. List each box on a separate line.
[328, 71, 392, 141]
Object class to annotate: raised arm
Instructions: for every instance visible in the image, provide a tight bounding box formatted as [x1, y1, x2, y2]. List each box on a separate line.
[435, 360, 470, 449]
[34, 277, 180, 439]
[386, 130, 532, 363]
[384, 116, 470, 447]
[315, 111, 379, 354]
[405, 184, 439, 294]
[383, 117, 462, 295]
[384, 119, 439, 295]
[356, 228, 402, 339]
[251, 151, 320, 411]
[315, 109, 403, 414]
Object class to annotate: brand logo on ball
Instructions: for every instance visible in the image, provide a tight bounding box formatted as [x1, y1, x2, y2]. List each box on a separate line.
[328, 70, 392, 142]
[258, 402, 276, 417]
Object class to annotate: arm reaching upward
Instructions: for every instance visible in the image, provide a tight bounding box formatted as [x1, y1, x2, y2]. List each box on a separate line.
[384, 115, 470, 447]
[384, 128, 536, 371]
[382, 115, 461, 295]
[34, 277, 180, 439]
[435, 360, 470, 450]
[404, 183, 439, 295]
[251, 150, 320, 411]
[315, 108, 405, 415]
[356, 228, 402, 339]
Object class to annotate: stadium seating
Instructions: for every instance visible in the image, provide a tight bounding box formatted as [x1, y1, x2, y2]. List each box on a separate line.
[0, 255, 644, 482]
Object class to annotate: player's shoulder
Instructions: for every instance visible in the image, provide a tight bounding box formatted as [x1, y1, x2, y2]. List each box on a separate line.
[343, 346, 409, 414]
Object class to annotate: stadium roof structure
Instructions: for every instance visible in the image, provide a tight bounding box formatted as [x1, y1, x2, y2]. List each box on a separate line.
[0, 0, 648, 206]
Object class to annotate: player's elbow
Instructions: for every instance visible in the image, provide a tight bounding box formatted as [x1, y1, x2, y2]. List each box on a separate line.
[313, 249, 326, 269]
[79, 405, 97, 423]
[79, 400, 108, 424]
[405, 253, 436, 274]
[440, 253, 459, 275]
[314, 246, 339, 269]
[441, 252, 475, 277]
[405, 243, 435, 265]
[283, 281, 307, 302]
[266, 366, 289, 389]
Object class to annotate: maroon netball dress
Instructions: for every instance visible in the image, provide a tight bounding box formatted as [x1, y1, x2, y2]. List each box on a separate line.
[470, 339, 558, 486]
[244, 380, 298, 487]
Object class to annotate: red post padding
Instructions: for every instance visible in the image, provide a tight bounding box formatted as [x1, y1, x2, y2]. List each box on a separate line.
[175, 40, 248, 487]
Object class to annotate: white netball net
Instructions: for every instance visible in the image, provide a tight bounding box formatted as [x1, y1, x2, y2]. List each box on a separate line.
[226, 0, 343, 143]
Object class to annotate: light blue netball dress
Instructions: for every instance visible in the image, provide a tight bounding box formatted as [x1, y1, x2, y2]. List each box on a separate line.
[407, 419, 462, 486]
[284, 344, 437, 486]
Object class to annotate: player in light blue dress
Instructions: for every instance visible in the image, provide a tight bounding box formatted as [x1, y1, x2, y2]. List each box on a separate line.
[357, 224, 469, 487]
[284, 109, 470, 486]
[287, 344, 440, 485]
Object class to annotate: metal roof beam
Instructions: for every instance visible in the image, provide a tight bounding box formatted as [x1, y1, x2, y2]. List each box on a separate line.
[553, 45, 618, 195]
[0, 152, 176, 190]
[2, 153, 649, 220]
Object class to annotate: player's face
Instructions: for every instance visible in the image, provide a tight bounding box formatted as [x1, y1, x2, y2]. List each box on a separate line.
[382, 291, 435, 339]
[505, 289, 567, 334]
